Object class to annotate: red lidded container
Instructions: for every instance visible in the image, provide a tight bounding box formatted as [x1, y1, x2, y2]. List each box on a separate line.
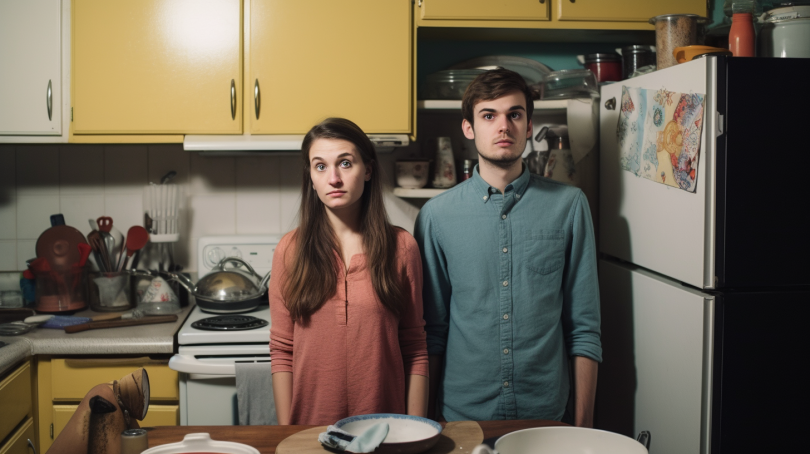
[583, 53, 622, 82]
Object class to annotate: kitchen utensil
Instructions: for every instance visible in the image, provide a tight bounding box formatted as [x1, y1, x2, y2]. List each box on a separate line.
[89, 218, 99, 231]
[649, 14, 707, 70]
[41, 315, 92, 329]
[618, 45, 656, 79]
[472, 426, 648, 454]
[136, 256, 270, 314]
[421, 69, 486, 100]
[33, 264, 88, 313]
[395, 160, 430, 189]
[97, 216, 113, 232]
[117, 226, 150, 271]
[140, 433, 259, 454]
[36, 224, 87, 270]
[90, 271, 132, 312]
[673, 45, 732, 63]
[64, 314, 177, 333]
[541, 69, 598, 100]
[88, 230, 112, 272]
[447, 55, 553, 85]
[333, 414, 442, 454]
[761, 4, 810, 58]
[102, 231, 117, 269]
[582, 53, 622, 82]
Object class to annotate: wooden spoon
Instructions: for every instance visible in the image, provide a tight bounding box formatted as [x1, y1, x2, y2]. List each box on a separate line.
[117, 226, 150, 271]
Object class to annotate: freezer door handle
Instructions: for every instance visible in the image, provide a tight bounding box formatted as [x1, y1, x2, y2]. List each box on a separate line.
[169, 354, 236, 375]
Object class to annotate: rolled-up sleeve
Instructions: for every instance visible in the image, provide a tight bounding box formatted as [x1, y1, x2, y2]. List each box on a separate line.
[269, 235, 294, 373]
[414, 204, 452, 356]
[397, 233, 429, 377]
[562, 192, 602, 362]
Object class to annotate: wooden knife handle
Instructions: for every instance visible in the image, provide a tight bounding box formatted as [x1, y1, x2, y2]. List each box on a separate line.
[65, 315, 178, 333]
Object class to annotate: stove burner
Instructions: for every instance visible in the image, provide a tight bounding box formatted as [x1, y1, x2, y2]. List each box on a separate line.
[191, 315, 269, 331]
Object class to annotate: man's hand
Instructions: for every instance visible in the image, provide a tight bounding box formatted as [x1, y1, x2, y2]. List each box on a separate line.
[573, 356, 598, 427]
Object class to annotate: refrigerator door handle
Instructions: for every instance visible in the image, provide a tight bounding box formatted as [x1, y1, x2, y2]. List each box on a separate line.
[716, 112, 724, 135]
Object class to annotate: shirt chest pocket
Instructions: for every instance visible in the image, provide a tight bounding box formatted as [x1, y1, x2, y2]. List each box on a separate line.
[524, 229, 565, 275]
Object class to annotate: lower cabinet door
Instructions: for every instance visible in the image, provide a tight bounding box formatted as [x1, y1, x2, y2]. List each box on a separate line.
[0, 417, 35, 454]
[53, 404, 178, 440]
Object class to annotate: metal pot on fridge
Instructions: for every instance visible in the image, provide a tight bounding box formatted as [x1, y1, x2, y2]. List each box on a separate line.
[133, 257, 270, 314]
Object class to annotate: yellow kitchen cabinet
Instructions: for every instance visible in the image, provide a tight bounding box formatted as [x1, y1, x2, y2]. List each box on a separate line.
[36, 357, 178, 453]
[556, 0, 706, 22]
[249, 0, 412, 134]
[419, 0, 549, 22]
[72, 0, 242, 135]
[0, 361, 33, 454]
[0, 418, 35, 454]
[53, 404, 178, 434]
[416, 0, 707, 30]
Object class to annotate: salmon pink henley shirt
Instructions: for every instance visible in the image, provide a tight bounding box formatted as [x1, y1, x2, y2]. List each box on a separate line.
[269, 229, 429, 425]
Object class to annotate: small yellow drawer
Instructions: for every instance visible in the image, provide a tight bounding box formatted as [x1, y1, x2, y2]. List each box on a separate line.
[0, 361, 32, 443]
[53, 404, 178, 439]
[50, 357, 178, 401]
[0, 417, 34, 454]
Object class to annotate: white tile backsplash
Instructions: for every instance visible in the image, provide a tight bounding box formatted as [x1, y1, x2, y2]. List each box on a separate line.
[0, 145, 420, 272]
[16, 146, 60, 195]
[60, 194, 106, 238]
[105, 145, 148, 193]
[16, 195, 60, 240]
[59, 145, 105, 195]
[0, 241, 16, 271]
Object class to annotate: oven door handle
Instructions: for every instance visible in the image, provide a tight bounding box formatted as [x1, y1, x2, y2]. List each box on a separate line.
[169, 354, 237, 375]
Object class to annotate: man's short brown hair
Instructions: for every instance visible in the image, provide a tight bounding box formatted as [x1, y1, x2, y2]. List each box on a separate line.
[461, 67, 534, 125]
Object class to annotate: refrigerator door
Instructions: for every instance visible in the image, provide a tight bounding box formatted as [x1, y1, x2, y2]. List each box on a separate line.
[714, 57, 810, 288]
[599, 58, 719, 289]
[596, 258, 714, 454]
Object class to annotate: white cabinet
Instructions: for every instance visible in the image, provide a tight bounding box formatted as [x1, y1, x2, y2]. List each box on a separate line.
[0, 0, 67, 140]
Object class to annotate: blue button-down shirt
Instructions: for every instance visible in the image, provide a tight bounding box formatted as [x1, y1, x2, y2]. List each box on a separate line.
[414, 166, 602, 421]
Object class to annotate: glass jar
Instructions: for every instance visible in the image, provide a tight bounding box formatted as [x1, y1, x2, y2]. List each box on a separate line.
[649, 14, 706, 70]
[620, 45, 656, 79]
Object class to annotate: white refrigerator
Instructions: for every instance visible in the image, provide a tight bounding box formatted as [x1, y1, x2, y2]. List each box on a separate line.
[595, 56, 810, 453]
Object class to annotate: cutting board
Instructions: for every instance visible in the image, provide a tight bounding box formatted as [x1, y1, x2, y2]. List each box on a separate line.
[276, 421, 484, 454]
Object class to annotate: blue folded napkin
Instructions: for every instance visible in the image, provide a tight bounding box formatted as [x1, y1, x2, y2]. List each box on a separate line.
[319, 422, 389, 453]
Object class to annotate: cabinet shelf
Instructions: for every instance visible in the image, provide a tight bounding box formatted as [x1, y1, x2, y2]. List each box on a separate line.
[418, 99, 568, 113]
[392, 187, 448, 198]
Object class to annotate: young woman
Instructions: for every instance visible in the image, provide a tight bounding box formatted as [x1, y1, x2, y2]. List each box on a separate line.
[269, 118, 429, 425]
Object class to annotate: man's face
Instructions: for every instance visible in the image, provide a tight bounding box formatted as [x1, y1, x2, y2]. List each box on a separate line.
[462, 91, 532, 168]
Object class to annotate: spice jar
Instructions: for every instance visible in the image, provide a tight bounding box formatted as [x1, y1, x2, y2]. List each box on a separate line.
[620, 45, 656, 79]
[583, 53, 622, 82]
[729, 9, 755, 57]
[649, 14, 706, 70]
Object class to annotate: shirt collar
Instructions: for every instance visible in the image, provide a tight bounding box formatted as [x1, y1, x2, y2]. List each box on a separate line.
[471, 163, 530, 203]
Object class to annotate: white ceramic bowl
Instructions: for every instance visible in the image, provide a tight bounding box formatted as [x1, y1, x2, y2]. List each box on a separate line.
[140, 433, 259, 454]
[335, 413, 442, 454]
[494, 427, 647, 454]
[395, 160, 430, 189]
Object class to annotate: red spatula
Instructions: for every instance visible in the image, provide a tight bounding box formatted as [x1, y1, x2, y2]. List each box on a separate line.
[116, 226, 150, 271]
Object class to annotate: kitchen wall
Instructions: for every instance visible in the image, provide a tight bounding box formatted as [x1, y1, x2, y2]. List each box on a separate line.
[0, 144, 420, 272]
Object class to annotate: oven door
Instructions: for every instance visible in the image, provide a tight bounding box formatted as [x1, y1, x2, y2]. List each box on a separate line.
[171, 344, 270, 425]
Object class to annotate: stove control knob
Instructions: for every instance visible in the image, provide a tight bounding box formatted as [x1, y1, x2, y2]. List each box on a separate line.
[229, 247, 243, 260]
[206, 247, 225, 268]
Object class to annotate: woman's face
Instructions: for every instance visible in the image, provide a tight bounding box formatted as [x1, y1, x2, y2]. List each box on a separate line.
[309, 138, 371, 214]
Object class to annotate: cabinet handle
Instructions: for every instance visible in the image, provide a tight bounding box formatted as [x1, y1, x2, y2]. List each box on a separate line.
[418, 0, 422, 6]
[230, 79, 236, 120]
[28, 438, 38, 454]
[605, 97, 616, 110]
[254, 79, 261, 120]
[539, 0, 545, 3]
[46, 80, 53, 121]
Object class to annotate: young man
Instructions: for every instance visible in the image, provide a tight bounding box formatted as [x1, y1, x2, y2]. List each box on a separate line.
[414, 68, 601, 426]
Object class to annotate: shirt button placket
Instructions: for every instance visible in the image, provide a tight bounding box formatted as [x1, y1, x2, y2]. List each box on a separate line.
[498, 200, 516, 419]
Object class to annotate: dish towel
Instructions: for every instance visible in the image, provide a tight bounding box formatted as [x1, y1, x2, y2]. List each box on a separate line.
[319, 423, 389, 453]
[235, 361, 277, 425]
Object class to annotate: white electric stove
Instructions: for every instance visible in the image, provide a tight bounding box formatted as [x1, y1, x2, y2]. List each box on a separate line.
[170, 235, 281, 426]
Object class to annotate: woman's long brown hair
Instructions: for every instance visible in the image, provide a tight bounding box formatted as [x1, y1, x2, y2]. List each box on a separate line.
[282, 118, 405, 322]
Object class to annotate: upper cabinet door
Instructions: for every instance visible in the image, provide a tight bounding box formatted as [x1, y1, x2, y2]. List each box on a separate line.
[250, 0, 411, 134]
[72, 0, 242, 134]
[0, 0, 61, 135]
[557, 0, 706, 22]
[420, 0, 549, 21]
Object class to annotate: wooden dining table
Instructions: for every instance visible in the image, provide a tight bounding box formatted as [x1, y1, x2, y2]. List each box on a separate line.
[147, 420, 567, 453]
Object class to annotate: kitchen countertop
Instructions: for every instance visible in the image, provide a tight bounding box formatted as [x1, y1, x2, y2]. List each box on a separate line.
[0, 304, 193, 376]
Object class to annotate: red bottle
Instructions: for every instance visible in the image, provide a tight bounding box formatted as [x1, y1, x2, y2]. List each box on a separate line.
[729, 13, 755, 57]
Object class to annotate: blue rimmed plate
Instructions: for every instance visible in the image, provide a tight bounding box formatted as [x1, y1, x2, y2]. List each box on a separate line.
[335, 413, 442, 454]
